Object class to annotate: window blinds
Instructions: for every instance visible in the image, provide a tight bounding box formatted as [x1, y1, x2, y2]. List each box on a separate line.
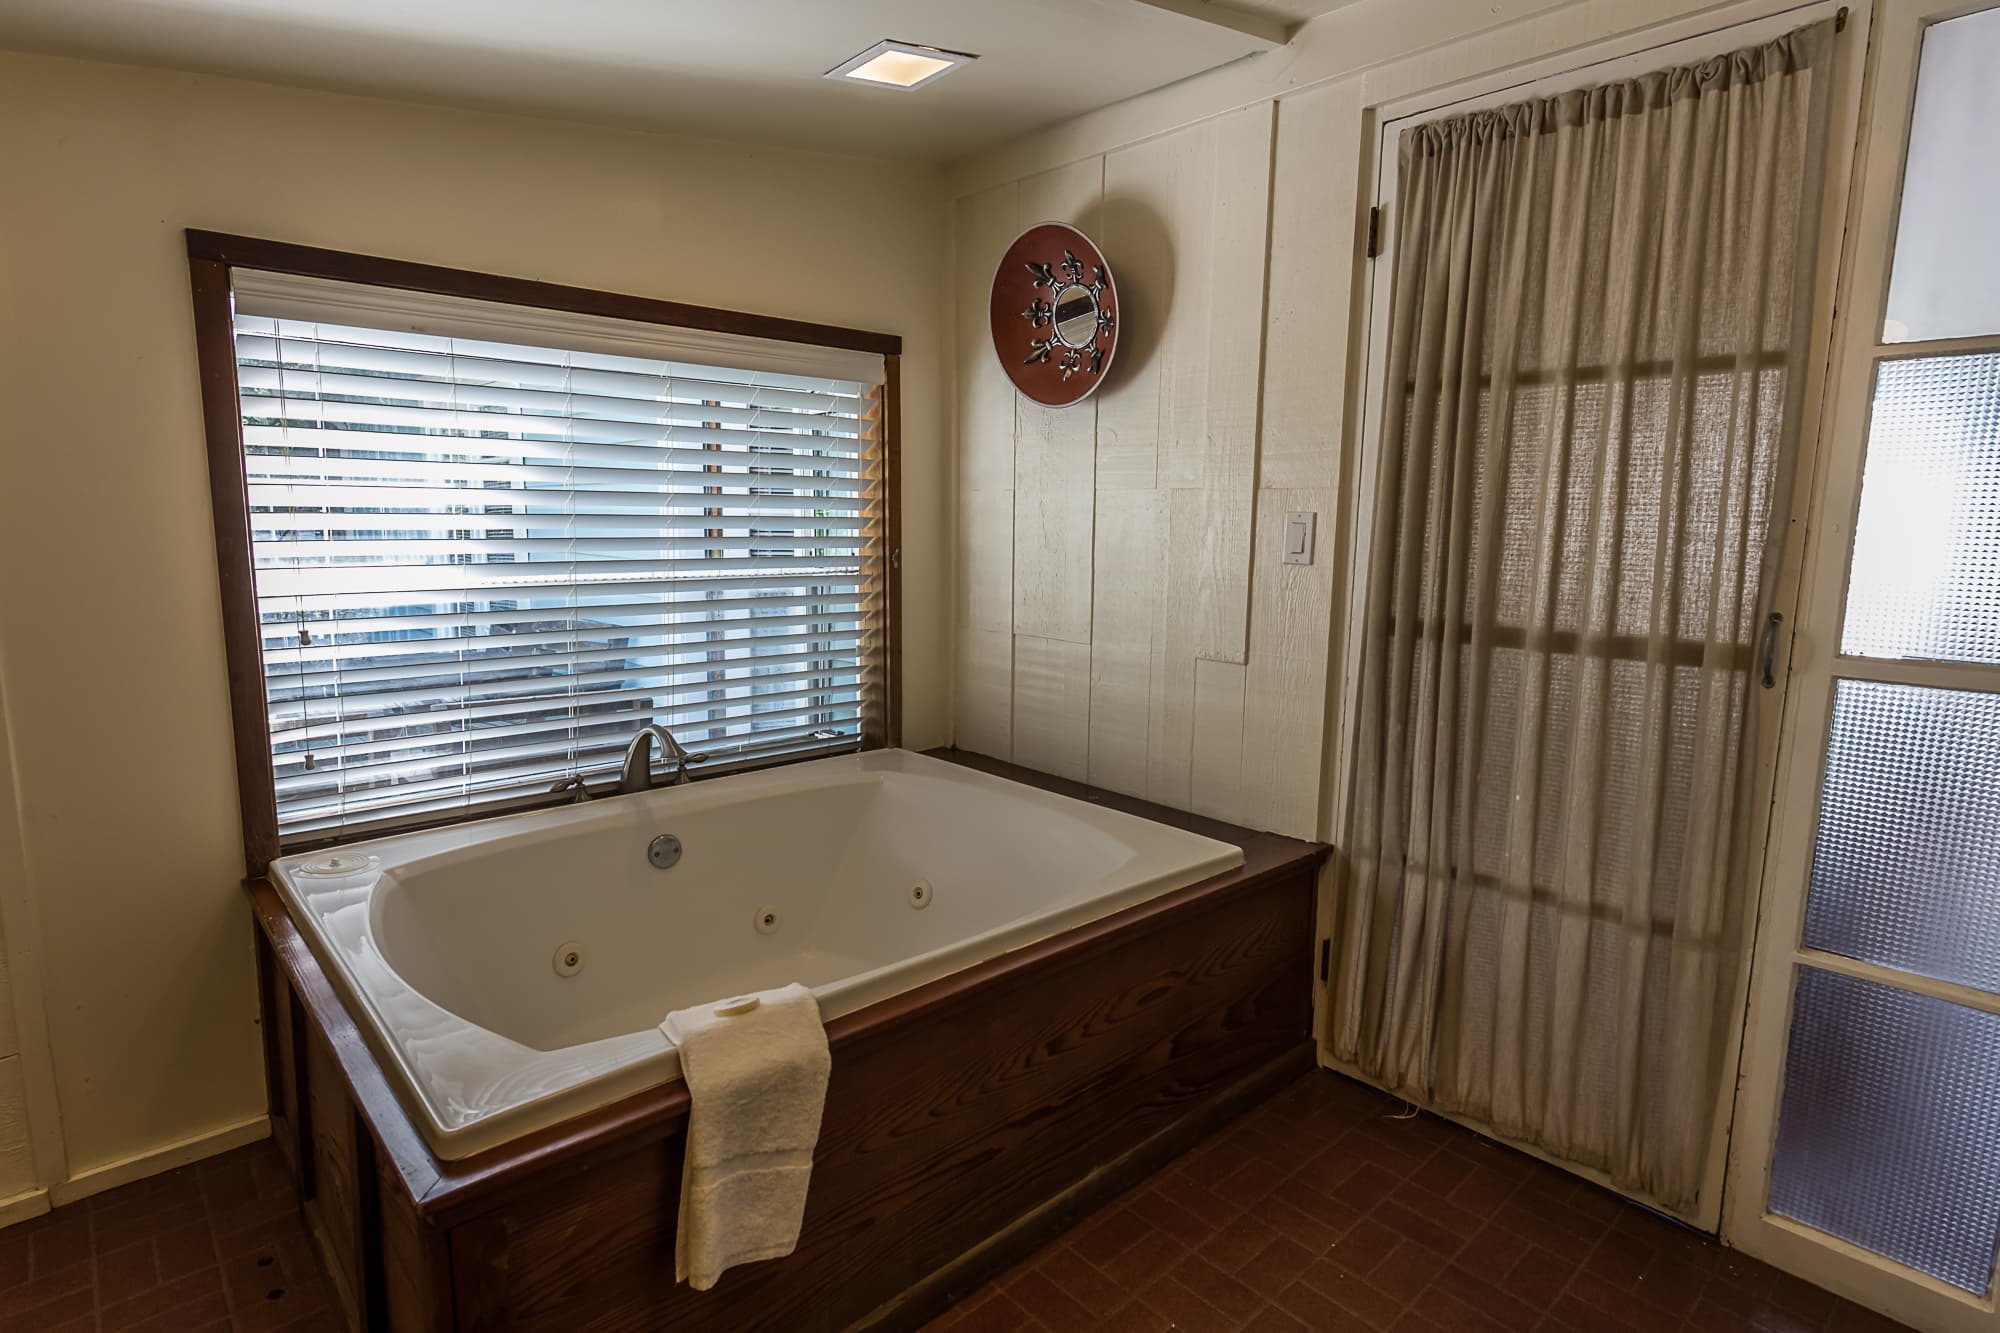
[229, 271, 886, 845]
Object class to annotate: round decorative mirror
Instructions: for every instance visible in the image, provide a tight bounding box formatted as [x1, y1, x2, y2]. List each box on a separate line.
[1051, 284, 1100, 347]
[989, 222, 1118, 408]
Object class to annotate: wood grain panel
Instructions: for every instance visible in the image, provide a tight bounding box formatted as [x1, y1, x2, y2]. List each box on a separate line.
[1087, 489, 1164, 796]
[956, 486, 1013, 635]
[1094, 132, 1190, 493]
[0, 924, 17, 1060]
[1011, 159, 1103, 647]
[1191, 102, 1277, 666]
[306, 1033, 365, 1329]
[1155, 121, 1219, 493]
[1011, 398, 1096, 643]
[379, 1149, 451, 1333]
[1148, 488, 1209, 811]
[1011, 635, 1090, 782]
[953, 626, 1013, 760]
[452, 856, 1317, 1333]
[1241, 486, 1338, 839]
[953, 180, 1021, 761]
[0, 1057, 34, 1198]
[1191, 658, 1249, 825]
[955, 183, 1020, 497]
[1261, 80, 1364, 492]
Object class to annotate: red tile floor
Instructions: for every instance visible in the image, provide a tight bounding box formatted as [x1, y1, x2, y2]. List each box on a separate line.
[0, 1139, 338, 1332]
[0, 1068, 1911, 1332]
[921, 1070, 1912, 1333]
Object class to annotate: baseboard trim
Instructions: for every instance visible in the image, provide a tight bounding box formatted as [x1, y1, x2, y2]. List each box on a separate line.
[0, 1187, 51, 1228]
[853, 1040, 1316, 1332]
[47, 1115, 272, 1208]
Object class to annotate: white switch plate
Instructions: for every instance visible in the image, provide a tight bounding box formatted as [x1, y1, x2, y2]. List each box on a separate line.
[1282, 511, 1316, 566]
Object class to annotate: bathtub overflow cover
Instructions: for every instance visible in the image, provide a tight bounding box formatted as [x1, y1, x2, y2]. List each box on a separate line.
[909, 879, 934, 910]
[553, 941, 586, 977]
[647, 834, 683, 870]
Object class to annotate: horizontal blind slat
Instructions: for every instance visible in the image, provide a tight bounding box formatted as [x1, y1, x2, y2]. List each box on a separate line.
[237, 359, 861, 419]
[242, 391, 863, 443]
[247, 482, 870, 516]
[256, 573, 867, 614]
[272, 680, 860, 764]
[236, 336, 865, 413]
[273, 694, 862, 797]
[276, 733, 863, 839]
[243, 425, 870, 469]
[259, 595, 872, 638]
[266, 640, 862, 695]
[252, 557, 863, 599]
[268, 662, 864, 739]
[261, 612, 867, 660]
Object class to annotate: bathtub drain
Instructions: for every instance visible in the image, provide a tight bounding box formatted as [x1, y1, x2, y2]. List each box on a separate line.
[292, 851, 378, 878]
[553, 941, 586, 977]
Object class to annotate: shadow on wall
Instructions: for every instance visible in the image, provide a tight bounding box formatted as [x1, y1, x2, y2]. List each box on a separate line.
[1096, 192, 1173, 384]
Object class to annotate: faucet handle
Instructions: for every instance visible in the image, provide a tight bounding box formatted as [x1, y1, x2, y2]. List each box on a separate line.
[548, 775, 592, 803]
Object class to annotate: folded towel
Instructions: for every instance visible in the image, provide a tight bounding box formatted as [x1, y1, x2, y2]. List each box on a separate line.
[660, 982, 832, 1290]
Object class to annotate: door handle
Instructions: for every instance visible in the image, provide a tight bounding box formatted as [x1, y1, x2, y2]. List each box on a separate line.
[1760, 611, 1785, 690]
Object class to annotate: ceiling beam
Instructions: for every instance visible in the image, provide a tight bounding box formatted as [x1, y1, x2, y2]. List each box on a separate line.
[1125, 0, 1293, 47]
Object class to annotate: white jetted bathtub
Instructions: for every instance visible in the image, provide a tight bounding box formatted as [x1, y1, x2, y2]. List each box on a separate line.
[267, 749, 1245, 1158]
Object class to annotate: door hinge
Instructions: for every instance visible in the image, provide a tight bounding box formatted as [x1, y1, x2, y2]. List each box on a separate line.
[1366, 206, 1383, 259]
[1318, 938, 1331, 982]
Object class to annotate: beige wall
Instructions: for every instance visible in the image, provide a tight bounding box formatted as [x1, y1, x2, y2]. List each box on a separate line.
[0, 51, 948, 1186]
[944, 0, 1775, 842]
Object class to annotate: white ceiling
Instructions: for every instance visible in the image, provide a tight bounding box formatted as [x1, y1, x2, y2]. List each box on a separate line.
[0, 0, 1355, 162]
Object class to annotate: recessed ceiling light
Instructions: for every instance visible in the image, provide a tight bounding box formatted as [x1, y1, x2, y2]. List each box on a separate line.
[826, 39, 977, 91]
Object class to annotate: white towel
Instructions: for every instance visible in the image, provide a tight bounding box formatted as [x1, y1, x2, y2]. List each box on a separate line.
[660, 982, 832, 1290]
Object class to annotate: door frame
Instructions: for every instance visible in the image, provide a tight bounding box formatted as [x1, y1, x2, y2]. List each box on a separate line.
[1318, 0, 1870, 1233]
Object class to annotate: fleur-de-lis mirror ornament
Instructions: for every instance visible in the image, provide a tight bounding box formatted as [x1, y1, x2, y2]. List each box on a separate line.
[988, 222, 1119, 408]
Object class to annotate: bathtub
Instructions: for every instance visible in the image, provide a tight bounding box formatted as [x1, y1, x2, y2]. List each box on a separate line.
[267, 747, 1245, 1160]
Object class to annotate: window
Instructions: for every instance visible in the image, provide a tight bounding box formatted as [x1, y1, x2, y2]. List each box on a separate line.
[190, 235, 899, 866]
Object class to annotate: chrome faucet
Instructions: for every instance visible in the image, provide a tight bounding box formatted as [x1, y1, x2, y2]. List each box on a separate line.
[618, 724, 707, 794]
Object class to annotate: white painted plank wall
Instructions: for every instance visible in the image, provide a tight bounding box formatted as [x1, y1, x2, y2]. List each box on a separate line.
[1007, 159, 1105, 780]
[954, 182, 1021, 760]
[952, 82, 1354, 840]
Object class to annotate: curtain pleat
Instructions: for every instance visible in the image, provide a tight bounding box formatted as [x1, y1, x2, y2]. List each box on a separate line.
[1331, 19, 1839, 1213]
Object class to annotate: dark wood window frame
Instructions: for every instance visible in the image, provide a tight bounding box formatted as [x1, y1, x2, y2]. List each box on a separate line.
[187, 230, 903, 876]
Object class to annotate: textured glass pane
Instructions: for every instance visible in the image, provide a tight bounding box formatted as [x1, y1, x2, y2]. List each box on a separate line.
[1883, 7, 2000, 344]
[1803, 681, 2000, 990]
[1841, 354, 2000, 663]
[1770, 967, 2000, 1293]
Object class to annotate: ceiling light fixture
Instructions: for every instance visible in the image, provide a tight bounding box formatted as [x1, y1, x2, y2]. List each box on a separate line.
[826, 39, 977, 91]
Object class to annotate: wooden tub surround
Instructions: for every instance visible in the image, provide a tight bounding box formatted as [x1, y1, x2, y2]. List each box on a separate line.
[248, 751, 1330, 1331]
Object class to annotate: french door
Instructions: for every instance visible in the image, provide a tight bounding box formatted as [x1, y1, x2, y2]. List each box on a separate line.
[1724, 3, 2000, 1328]
[1330, 0, 1865, 1231]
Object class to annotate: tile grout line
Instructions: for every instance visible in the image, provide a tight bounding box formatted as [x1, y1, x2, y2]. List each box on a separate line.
[199, 1162, 242, 1329]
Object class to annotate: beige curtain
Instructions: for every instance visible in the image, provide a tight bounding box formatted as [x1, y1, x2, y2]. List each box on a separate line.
[1330, 20, 1838, 1214]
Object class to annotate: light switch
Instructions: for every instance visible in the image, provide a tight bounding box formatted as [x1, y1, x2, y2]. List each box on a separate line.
[1282, 511, 1316, 566]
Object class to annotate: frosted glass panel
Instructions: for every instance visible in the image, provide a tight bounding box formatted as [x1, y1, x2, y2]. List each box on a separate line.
[1770, 967, 2000, 1294]
[1841, 354, 2000, 663]
[1802, 681, 2000, 990]
[1882, 7, 2000, 344]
